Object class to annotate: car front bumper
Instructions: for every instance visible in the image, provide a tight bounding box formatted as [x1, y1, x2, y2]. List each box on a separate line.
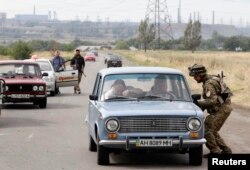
[99, 137, 206, 150]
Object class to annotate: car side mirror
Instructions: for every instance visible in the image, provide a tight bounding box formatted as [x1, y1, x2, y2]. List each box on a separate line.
[42, 73, 48, 77]
[192, 94, 201, 100]
[89, 95, 98, 100]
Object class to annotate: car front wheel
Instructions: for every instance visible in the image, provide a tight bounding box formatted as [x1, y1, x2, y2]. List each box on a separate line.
[50, 91, 55, 96]
[189, 145, 203, 165]
[39, 98, 47, 109]
[97, 135, 109, 165]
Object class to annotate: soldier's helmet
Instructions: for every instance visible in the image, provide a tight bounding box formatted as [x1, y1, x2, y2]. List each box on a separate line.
[188, 64, 207, 76]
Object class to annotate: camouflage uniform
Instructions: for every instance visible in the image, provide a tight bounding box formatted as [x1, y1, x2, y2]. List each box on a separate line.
[198, 75, 232, 154]
[189, 64, 232, 154]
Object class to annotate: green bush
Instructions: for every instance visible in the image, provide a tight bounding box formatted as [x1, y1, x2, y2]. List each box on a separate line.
[115, 40, 129, 50]
[11, 41, 33, 60]
[0, 46, 9, 55]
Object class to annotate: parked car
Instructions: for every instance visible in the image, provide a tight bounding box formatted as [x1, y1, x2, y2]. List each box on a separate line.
[84, 52, 96, 62]
[87, 67, 205, 165]
[27, 58, 79, 96]
[27, 59, 57, 96]
[106, 55, 122, 68]
[0, 60, 48, 108]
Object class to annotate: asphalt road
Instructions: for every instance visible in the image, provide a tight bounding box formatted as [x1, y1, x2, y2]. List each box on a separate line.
[0, 53, 249, 170]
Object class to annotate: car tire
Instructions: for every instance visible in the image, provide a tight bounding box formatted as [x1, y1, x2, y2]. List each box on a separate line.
[97, 135, 109, 165]
[33, 101, 39, 105]
[55, 87, 59, 95]
[89, 135, 97, 152]
[39, 98, 47, 109]
[189, 145, 203, 165]
[50, 91, 55, 96]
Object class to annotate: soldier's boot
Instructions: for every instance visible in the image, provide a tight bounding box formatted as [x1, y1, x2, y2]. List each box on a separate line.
[221, 147, 232, 154]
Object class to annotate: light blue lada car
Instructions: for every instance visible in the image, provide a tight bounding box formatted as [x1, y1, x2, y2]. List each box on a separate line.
[86, 67, 206, 165]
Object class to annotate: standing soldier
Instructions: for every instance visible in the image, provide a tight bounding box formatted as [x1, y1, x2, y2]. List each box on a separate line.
[70, 49, 85, 94]
[188, 64, 233, 157]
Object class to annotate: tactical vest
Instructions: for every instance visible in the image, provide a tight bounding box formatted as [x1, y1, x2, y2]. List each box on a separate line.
[209, 75, 233, 104]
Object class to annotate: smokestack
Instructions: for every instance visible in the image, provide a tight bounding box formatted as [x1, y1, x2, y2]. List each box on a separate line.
[33, 6, 36, 15]
[178, 0, 182, 24]
[212, 11, 215, 25]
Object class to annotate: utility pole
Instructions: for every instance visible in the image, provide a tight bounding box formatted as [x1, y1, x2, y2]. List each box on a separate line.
[146, 0, 173, 49]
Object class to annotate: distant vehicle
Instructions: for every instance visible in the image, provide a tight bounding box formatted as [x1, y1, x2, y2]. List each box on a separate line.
[87, 67, 205, 165]
[106, 55, 122, 68]
[84, 52, 96, 62]
[0, 60, 48, 108]
[90, 49, 98, 56]
[104, 53, 113, 64]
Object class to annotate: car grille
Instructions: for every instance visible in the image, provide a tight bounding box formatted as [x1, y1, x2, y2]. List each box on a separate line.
[119, 117, 188, 133]
[7, 84, 33, 92]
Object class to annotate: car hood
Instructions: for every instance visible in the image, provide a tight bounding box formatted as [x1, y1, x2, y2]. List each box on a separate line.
[2, 76, 45, 84]
[97, 101, 200, 118]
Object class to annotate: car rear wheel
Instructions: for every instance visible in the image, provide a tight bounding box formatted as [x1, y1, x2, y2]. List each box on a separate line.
[39, 98, 47, 109]
[89, 135, 97, 152]
[189, 145, 203, 165]
[97, 135, 109, 165]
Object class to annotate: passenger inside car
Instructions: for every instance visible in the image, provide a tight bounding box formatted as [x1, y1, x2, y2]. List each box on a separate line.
[147, 75, 176, 99]
[103, 79, 143, 100]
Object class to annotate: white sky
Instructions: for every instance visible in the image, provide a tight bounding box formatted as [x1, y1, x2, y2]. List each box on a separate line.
[0, 0, 250, 25]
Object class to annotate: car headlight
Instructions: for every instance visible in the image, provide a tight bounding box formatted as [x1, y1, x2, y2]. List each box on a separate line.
[39, 86, 44, 91]
[33, 86, 38, 91]
[187, 118, 201, 131]
[5, 85, 9, 91]
[106, 119, 120, 132]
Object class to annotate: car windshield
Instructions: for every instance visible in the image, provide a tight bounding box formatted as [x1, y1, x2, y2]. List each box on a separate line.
[37, 61, 53, 71]
[101, 73, 191, 101]
[0, 63, 42, 76]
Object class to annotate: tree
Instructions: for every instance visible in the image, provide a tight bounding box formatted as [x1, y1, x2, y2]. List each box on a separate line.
[184, 20, 202, 53]
[138, 19, 155, 52]
[11, 41, 33, 60]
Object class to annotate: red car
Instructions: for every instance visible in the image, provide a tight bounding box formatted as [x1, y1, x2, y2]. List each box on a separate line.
[84, 52, 96, 62]
[0, 60, 48, 108]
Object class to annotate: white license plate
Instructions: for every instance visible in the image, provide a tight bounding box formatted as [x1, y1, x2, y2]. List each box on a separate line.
[136, 139, 173, 147]
[112, 61, 117, 64]
[11, 94, 30, 98]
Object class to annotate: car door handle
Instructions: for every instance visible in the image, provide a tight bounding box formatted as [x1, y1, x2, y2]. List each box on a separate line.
[72, 73, 76, 75]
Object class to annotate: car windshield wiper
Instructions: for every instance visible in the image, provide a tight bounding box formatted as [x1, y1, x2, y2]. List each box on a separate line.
[137, 95, 173, 101]
[105, 96, 137, 101]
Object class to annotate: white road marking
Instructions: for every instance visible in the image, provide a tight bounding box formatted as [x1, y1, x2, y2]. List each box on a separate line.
[25, 133, 34, 142]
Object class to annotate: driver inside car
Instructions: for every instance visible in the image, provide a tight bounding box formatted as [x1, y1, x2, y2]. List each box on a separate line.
[147, 75, 176, 99]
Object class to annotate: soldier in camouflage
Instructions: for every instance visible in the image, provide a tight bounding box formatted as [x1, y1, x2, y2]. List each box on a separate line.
[189, 64, 232, 156]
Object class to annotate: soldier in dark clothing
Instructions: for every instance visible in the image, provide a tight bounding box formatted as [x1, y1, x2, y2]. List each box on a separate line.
[189, 64, 232, 157]
[70, 49, 85, 94]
